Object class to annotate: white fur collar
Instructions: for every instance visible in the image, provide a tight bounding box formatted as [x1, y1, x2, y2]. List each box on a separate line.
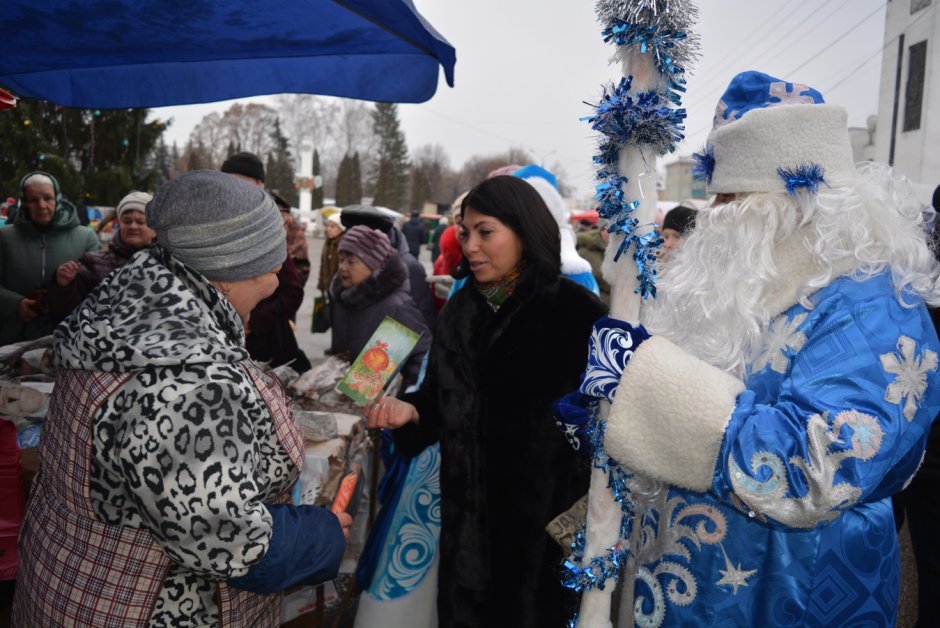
[763, 226, 857, 319]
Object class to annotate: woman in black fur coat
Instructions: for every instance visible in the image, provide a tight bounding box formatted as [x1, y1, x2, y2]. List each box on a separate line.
[367, 176, 606, 627]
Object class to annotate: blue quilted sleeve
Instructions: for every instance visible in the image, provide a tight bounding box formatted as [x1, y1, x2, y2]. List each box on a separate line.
[712, 283, 940, 530]
[229, 503, 345, 593]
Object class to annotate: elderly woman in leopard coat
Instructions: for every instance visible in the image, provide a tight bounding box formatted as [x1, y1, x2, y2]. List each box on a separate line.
[13, 171, 349, 627]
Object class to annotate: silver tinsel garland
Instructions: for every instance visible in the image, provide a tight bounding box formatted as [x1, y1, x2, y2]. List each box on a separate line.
[596, 0, 700, 72]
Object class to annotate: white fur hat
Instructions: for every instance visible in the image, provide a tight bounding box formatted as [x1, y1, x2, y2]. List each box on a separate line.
[327, 212, 345, 230]
[520, 173, 593, 276]
[694, 71, 856, 196]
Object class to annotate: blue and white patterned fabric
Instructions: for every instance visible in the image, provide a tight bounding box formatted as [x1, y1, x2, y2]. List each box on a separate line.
[713, 70, 824, 129]
[553, 317, 648, 459]
[623, 272, 940, 626]
[580, 316, 650, 401]
[360, 442, 441, 600]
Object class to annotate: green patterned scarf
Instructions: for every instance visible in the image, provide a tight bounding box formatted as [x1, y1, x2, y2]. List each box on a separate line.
[475, 260, 526, 312]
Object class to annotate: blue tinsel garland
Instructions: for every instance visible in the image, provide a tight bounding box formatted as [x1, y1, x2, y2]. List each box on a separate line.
[567, 2, 699, 617]
[777, 163, 827, 195]
[584, 75, 684, 298]
[691, 144, 715, 184]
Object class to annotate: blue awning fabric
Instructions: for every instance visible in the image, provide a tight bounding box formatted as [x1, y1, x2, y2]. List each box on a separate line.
[0, 0, 455, 108]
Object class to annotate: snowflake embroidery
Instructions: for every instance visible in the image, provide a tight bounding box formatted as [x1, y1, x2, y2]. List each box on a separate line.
[832, 410, 883, 460]
[753, 312, 807, 374]
[768, 81, 819, 106]
[729, 412, 874, 528]
[881, 335, 938, 421]
[715, 544, 757, 595]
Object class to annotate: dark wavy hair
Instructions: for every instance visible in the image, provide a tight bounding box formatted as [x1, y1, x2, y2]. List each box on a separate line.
[460, 175, 561, 280]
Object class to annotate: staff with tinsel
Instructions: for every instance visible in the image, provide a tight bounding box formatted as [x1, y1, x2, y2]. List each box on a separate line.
[557, 1, 699, 626]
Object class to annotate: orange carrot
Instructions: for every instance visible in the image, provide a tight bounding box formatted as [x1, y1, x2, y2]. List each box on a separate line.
[331, 473, 358, 514]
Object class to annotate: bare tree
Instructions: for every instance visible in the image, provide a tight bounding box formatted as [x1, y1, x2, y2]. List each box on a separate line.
[411, 143, 457, 207]
[188, 103, 279, 168]
[274, 94, 339, 168]
[456, 147, 532, 192]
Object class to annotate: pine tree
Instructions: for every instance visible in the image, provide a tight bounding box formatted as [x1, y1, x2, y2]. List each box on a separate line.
[266, 119, 297, 205]
[185, 139, 210, 172]
[335, 153, 353, 207]
[153, 137, 172, 186]
[311, 149, 324, 208]
[0, 99, 165, 204]
[371, 103, 409, 208]
[409, 165, 431, 212]
[350, 152, 363, 204]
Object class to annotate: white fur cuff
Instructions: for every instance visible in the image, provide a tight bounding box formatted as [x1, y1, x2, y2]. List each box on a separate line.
[605, 336, 745, 492]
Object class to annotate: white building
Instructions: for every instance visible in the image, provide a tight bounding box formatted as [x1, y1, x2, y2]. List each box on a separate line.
[662, 157, 707, 202]
[870, 0, 939, 189]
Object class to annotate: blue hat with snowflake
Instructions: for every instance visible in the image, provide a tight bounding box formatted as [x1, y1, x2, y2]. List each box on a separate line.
[692, 71, 855, 196]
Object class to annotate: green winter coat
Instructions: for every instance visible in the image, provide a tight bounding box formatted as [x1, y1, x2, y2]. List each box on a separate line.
[576, 227, 610, 304]
[0, 200, 100, 344]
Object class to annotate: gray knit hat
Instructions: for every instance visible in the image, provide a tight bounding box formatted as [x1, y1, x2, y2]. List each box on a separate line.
[338, 225, 394, 271]
[147, 170, 286, 281]
[116, 190, 153, 220]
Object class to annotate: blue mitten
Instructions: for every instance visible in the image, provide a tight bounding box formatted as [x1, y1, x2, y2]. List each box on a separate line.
[553, 391, 598, 456]
[579, 316, 651, 401]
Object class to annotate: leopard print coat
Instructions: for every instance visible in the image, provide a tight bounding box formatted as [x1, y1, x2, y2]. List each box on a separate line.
[52, 247, 298, 625]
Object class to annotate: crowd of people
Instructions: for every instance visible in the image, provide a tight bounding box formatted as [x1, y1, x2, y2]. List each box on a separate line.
[3, 69, 940, 628]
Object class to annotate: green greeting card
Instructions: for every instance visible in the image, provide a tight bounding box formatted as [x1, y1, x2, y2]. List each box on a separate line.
[336, 316, 422, 405]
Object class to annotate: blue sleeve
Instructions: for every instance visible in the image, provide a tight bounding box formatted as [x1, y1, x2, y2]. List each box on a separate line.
[448, 275, 467, 298]
[564, 271, 601, 297]
[713, 292, 940, 530]
[229, 503, 346, 594]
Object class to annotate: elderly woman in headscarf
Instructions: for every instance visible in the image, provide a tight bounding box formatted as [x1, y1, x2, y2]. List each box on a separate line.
[0, 171, 99, 345]
[329, 225, 430, 390]
[13, 171, 349, 627]
[46, 190, 156, 323]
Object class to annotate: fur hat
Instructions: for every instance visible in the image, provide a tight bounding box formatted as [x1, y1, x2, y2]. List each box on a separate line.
[513, 166, 593, 276]
[695, 71, 856, 196]
[338, 225, 394, 271]
[327, 212, 345, 231]
[221, 151, 265, 183]
[115, 190, 152, 220]
[146, 170, 285, 281]
[662, 206, 697, 235]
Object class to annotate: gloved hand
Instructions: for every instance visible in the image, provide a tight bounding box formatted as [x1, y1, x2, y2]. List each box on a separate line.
[553, 391, 598, 456]
[553, 317, 650, 457]
[579, 316, 650, 401]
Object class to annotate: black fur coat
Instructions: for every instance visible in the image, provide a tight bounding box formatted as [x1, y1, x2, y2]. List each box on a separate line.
[395, 271, 606, 627]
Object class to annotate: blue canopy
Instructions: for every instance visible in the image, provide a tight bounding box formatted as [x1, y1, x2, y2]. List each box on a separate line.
[0, 0, 455, 108]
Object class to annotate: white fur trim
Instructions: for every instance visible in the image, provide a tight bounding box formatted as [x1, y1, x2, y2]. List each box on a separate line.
[707, 104, 856, 195]
[606, 336, 745, 492]
[763, 226, 858, 319]
[523, 176, 593, 275]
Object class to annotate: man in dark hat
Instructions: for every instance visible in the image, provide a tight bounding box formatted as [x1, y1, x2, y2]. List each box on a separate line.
[660, 205, 697, 260]
[221, 152, 266, 188]
[400, 211, 427, 258]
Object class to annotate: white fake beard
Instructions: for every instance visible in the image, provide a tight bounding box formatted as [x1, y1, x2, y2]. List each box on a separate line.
[642, 194, 796, 377]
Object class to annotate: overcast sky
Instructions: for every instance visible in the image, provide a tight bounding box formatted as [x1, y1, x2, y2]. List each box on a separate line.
[155, 0, 889, 202]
